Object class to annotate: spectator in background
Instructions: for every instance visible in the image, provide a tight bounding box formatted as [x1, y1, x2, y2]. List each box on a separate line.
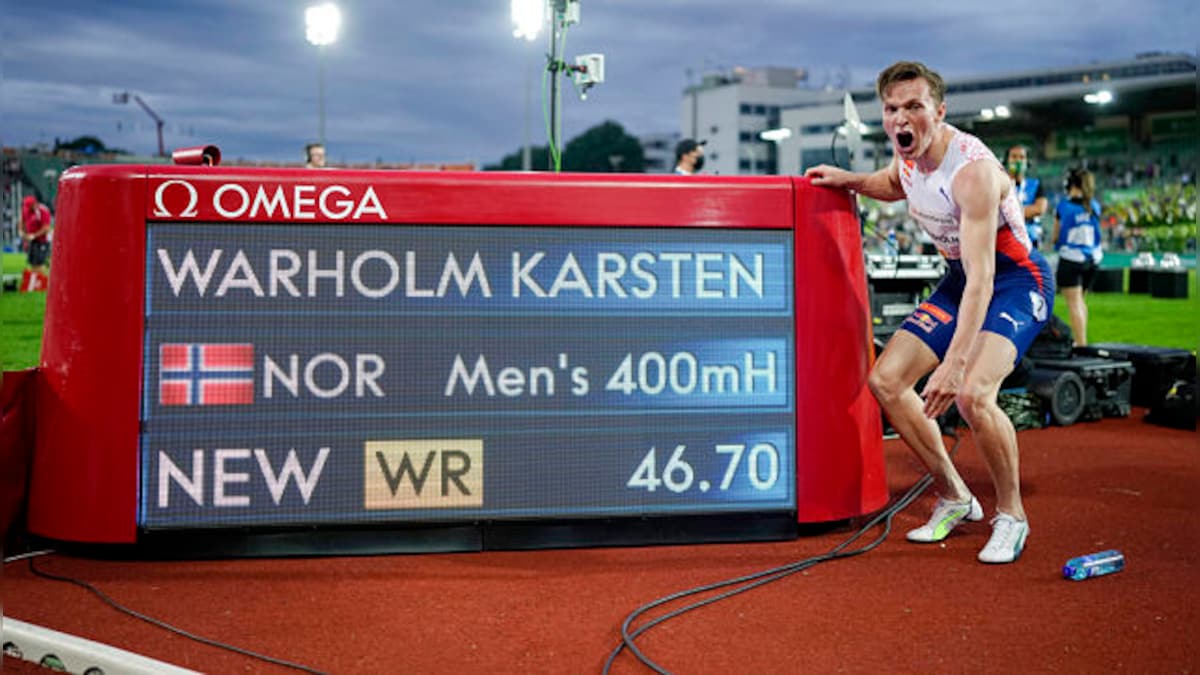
[21, 195, 52, 277]
[673, 139, 706, 175]
[1054, 168, 1104, 346]
[1005, 145, 1048, 249]
[305, 143, 327, 169]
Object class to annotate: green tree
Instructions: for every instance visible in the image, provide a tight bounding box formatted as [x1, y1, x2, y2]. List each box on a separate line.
[485, 145, 553, 171]
[562, 120, 645, 173]
[484, 120, 645, 172]
[53, 136, 116, 154]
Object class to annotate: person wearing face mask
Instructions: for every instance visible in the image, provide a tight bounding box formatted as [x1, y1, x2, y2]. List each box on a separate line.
[1005, 145, 1048, 250]
[673, 138, 706, 175]
[804, 61, 1053, 565]
[1053, 168, 1103, 346]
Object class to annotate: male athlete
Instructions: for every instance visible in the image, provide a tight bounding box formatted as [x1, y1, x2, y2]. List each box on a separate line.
[806, 61, 1053, 564]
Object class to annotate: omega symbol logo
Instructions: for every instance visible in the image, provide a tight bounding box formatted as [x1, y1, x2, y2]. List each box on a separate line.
[153, 180, 199, 218]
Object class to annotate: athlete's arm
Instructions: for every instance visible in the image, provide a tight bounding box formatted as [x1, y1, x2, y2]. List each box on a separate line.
[26, 208, 51, 240]
[1024, 195, 1048, 221]
[919, 160, 1002, 418]
[805, 158, 905, 202]
[21, 212, 37, 241]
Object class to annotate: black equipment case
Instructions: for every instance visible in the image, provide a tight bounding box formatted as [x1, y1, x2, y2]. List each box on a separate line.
[1028, 356, 1134, 424]
[1073, 343, 1197, 408]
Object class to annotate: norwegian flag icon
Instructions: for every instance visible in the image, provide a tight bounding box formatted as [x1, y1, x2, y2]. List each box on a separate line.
[159, 343, 254, 406]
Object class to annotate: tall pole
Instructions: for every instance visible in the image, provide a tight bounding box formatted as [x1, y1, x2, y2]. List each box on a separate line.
[305, 3, 340, 149]
[547, 1, 564, 170]
[113, 92, 167, 157]
[511, 0, 544, 170]
[318, 46, 327, 147]
[522, 54, 533, 170]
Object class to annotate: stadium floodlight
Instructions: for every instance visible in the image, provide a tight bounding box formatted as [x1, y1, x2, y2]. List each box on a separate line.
[305, 3, 341, 46]
[512, 0, 545, 41]
[113, 91, 166, 156]
[759, 128, 792, 143]
[994, 105, 1011, 118]
[759, 127, 793, 175]
[1084, 90, 1114, 105]
[980, 108, 995, 120]
[511, 0, 546, 170]
[305, 3, 341, 148]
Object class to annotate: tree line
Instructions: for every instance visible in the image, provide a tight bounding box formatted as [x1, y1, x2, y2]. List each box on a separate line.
[485, 120, 646, 172]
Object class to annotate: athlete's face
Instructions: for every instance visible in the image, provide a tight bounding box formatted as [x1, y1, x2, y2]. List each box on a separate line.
[881, 78, 946, 161]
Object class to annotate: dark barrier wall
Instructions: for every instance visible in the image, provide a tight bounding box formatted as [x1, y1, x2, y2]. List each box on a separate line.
[30, 166, 885, 544]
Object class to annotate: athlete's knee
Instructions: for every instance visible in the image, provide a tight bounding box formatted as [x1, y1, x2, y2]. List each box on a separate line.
[868, 364, 905, 407]
[955, 379, 997, 426]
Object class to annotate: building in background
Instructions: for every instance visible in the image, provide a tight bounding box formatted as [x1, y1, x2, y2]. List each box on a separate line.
[681, 54, 1196, 181]
[681, 66, 838, 176]
[639, 132, 681, 174]
[776, 53, 1197, 184]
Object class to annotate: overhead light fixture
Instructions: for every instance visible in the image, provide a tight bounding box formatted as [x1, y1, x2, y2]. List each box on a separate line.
[305, 3, 341, 47]
[994, 105, 1011, 118]
[511, 0, 544, 41]
[980, 108, 995, 120]
[1084, 90, 1114, 105]
[759, 128, 792, 143]
[834, 122, 870, 136]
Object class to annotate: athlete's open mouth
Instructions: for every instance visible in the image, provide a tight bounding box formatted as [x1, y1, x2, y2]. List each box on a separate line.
[896, 131, 914, 149]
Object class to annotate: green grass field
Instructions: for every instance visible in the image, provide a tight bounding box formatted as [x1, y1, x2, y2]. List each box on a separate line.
[2, 252, 26, 276]
[1053, 273, 1199, 352]
[1, 265, 1196, 371]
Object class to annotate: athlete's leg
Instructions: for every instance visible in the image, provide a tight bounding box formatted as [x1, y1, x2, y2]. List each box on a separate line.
[956, 331, 1024, 519]
[869, 331, 971, 502]
[1062, 285, 1087, 346]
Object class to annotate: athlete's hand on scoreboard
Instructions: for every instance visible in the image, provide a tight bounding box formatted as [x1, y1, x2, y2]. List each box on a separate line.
[920, 361, 962, 419]
[804, 164, 854, 188]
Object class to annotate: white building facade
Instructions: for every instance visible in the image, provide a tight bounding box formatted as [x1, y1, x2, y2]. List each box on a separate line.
[681, 54, 1196, 177]
[680, 67, 837, 176]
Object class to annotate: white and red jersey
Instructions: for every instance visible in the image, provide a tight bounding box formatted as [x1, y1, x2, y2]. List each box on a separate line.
[897, 124, 1030, 261]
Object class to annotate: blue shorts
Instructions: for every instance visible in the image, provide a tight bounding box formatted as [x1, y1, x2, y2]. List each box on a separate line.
[899, 252, 1054, 365]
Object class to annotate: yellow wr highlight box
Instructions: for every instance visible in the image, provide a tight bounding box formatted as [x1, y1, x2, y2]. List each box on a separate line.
[364, 439, 483, 509]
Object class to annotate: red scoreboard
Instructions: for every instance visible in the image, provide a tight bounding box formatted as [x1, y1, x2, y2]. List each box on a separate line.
[28, 163, 886, 554]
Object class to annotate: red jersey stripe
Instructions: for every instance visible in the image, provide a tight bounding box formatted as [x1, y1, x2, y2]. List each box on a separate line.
[996, 227, 1044, 292]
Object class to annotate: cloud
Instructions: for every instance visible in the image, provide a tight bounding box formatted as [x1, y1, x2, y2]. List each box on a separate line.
[2, 0, 1195, 164]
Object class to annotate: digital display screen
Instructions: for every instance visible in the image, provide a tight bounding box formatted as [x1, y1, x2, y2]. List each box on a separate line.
[139, 224, 796, 528]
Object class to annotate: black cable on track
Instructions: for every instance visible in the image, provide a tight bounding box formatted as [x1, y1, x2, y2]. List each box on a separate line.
[25, 555, 328, 675]
[604, 432, 960, 674]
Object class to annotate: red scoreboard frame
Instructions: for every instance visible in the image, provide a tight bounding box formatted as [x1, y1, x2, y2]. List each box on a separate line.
[29, 164, 886, 550]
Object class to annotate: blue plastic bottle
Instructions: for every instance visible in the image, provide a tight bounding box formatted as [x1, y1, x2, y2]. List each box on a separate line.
[1062, 550, 1125, 580]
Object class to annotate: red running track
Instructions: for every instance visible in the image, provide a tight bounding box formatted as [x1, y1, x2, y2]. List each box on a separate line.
[3, 412, 1197, 673]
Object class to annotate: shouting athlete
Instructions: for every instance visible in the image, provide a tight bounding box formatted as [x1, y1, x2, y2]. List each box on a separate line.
[806, 61, 1053, 564]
